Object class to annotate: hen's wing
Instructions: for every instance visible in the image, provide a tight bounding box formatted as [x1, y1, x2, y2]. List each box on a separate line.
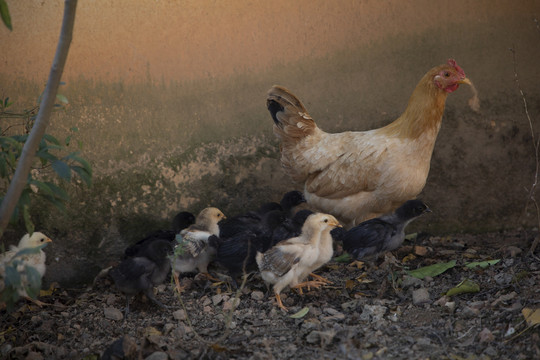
[341, 218, 396, 259]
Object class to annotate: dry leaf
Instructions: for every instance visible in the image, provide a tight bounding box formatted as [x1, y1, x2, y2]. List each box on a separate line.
[522, 308, 540, 327]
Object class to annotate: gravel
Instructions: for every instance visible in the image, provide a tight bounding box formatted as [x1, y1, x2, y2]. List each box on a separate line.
[1, 229, 539, 359]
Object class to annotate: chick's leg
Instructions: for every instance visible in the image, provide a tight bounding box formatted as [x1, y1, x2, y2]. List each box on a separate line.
[274, 292, 288, 312]
[309, 272, 332, 284]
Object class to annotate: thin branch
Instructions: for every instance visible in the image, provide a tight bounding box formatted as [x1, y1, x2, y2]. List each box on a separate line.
[0, 0, 78, 238]
[510, 45, 540, 254]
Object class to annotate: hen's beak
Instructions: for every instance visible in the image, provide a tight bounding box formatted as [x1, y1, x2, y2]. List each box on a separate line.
[458, 77, 472, 86]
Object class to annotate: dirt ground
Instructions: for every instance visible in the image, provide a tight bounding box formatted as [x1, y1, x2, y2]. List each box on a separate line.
[1, 229, 539, 360]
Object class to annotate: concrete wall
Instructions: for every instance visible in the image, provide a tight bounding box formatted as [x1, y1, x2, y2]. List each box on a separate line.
[1, 0, 540, 286]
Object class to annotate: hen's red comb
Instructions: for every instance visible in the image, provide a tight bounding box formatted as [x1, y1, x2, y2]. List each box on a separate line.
[447, 59, 465, 77]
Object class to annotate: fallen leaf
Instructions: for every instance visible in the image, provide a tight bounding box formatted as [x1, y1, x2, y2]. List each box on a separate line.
[333, 253, 352, 263]
[404, 233, 418, 241]
[402, 254, 416, 263]
[464, 259, 500, 269]
[414, 246, 428, 256]
[345, 279, 356, 290]
[407, 260, 457, 279]
[445, 279, 480, 296]
[290, 306, 310, 319]
[521, 308, 540, 327]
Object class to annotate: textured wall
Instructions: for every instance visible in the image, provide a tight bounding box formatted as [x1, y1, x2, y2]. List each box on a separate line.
[1, 0, 540, 286]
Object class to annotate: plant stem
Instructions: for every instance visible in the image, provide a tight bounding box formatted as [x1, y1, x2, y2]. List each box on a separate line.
[0, 0, 78, 238]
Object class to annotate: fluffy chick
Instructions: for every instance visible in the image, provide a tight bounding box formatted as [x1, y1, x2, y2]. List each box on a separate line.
[110, 239, 172, 316]
[219, 191, 305, 239]
[216, 210, 287, 287]
[341, 200, 431, 260]
[0, 232, 53, 302]
[256, 213, 340, 311]
[124, 211, 195, 259]
[171, 207, 225, 279]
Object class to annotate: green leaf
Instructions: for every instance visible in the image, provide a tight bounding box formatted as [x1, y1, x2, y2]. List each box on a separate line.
[43, 133, 61, 146]
[0, 0, 12, 31]
[52, 160, 72, 181]
[23, 265, 42, 299]
[407, 260, 457, 279]
[0, 156, 7, 177]
[71, 165, 92, 186]
[4, 265, 21, 287]
[464, 259, 500, 269]
[22, 204, 35, 235]
[56, 94, 69, 104]
[43, 181, 69, 201]
[29, 180, 55, 197]
[445, 279, 480, 296]
[290, 306, 310, 319]
[13, 243, 48, 258]
[333, 253, 352, 263]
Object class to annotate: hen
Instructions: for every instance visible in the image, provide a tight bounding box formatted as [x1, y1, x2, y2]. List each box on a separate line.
[256, 212, 340, 311]
[267, 59, 473, 226]
[0, 232, 53, 306]
[341, 199, 431, 260]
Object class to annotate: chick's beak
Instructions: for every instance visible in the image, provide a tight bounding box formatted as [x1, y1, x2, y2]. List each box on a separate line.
[330, 221, 342, 228]
[45, 237, 53, 243]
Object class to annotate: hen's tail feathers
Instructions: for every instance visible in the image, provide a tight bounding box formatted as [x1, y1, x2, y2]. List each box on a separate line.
[266, 86, 317, 142]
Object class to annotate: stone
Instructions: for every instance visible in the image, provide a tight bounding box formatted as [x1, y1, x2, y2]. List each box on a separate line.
[103, 307, 123, 321]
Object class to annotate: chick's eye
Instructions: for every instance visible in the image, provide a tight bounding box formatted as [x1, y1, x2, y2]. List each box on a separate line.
[324, 219, 328, 223]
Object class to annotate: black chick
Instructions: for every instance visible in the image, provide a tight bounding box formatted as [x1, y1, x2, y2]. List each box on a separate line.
[123, 211, 195, 258]
[271, 209, 314, 245]
[110, 239, 172, 317]
[216, 210, 287, 286]
[219, 191, 305, 239]
[341, 200, 431, 260]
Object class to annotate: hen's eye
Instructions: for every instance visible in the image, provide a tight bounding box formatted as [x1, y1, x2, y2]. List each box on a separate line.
[444, 71, 450, 77]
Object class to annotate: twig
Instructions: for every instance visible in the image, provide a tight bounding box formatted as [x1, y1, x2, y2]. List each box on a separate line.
[510, 45, 540, 254]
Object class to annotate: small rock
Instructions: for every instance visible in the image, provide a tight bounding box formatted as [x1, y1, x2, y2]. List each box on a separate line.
[305, 330, 336, 346]
[444, 301, 456, 313]
[402, 276, 423, 289]
[484, 345, 498, 357]
[163, 323, 175, 335]
[416, 337, 431, 346]
[494, 272, 513, 286]
[223, 297, 240, 311]
[251, 291, 265, 301]
[340, 299, 359, 312]
[25, 352, 44, 360]
[212, 293, 224, 305]
[478, 327, 494, 343]
[412, 288, 431, 305]
[504, 245, 522, 257]
[461, 306, 480, 318]
[359, 305, 387, 322]
[203, 306, 213, 313]
[103, 307, 123, 321]
[145, 351, 169, 360]
[414, 245, 428, 256]
[172, 309, 187, 321]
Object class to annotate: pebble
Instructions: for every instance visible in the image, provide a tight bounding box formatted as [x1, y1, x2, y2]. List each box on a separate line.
[103, 307, 123, 321]
[251, 290, 265, 301]
[494, 272, 513, 286]
[402, 276, 423, 289]
[412, 288, 431, 305]
[305, 330, 336, 345]
[172, 309, 187, 321]
[145, 352, 168, 360]
[212, 293, 224, 305]
[359, 305, 387, 322]
[478, 327, 494, 343]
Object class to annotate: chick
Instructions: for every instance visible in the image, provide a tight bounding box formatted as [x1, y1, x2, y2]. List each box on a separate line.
[219, 191, 305, 238]
[109, 239, 172, 317]
[256, 213, 340, 311]
[124, 211, 195, 259]
[0, 232, 53, 305]
[341, 200, 431, 261]
[216, 210, 287, 287]
[171, 207, 225, 288]
[271, 209, 314, 245]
